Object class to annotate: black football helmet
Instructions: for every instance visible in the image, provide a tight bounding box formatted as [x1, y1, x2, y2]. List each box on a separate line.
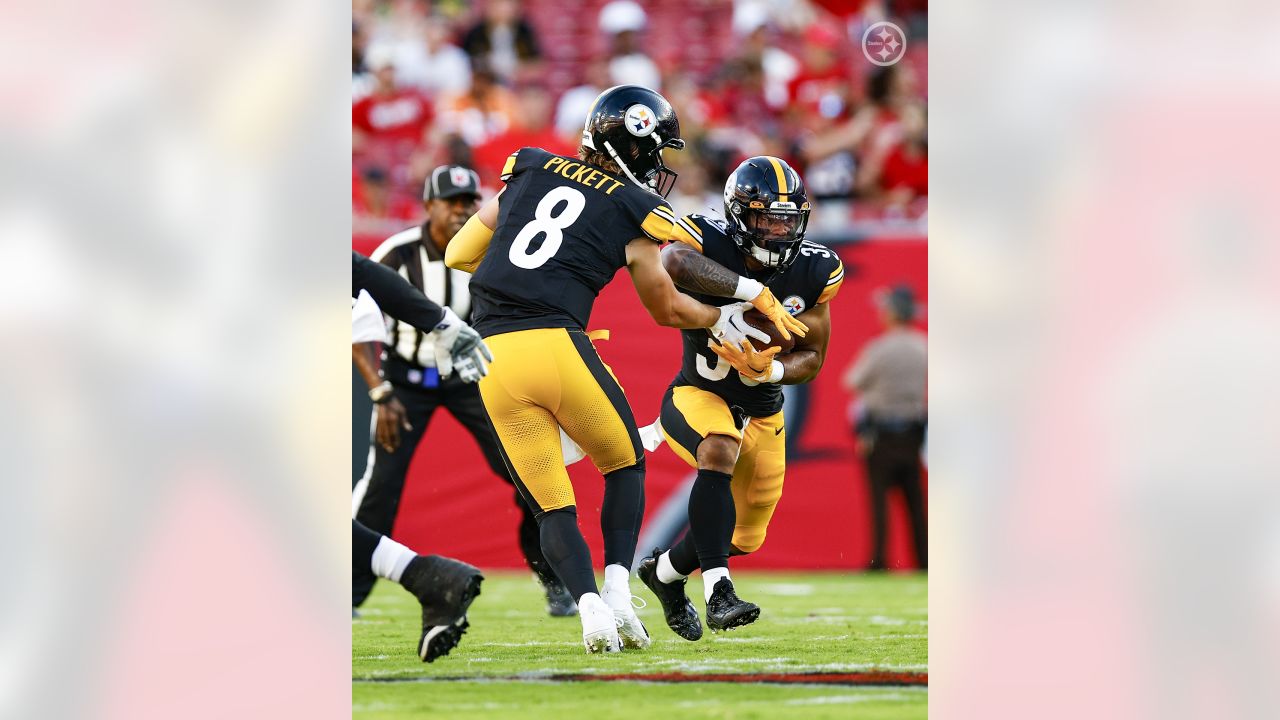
[582, 85, 685, 197]
[723, 156, 811, 269]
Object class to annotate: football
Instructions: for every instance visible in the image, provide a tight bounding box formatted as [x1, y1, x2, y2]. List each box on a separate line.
[742, 309, 796, 354]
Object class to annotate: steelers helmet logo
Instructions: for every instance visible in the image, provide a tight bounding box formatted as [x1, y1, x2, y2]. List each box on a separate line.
[783, 295, 806, 316]
[624, 104, 658, 137]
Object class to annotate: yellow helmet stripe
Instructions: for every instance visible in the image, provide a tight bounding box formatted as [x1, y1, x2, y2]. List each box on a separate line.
[767, 156, 789, 203]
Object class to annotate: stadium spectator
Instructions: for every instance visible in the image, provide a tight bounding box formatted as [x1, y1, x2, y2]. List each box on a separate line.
[460, 0, 542, 85]
[352, 48, 434, 186]
[786, 22, 854, 116]
[842, 285, 927, 570]
[599, 1, 662, 91]
[553, 58, 612, 142]
[860, 104, 927, 212]
[382, 14, 472, 99]
[353, 167, 419, 221]
[665, 158, 721, 219]
[732, 8, 799, 110]
[851, 65, 926, 206]
[717, 58, 782, 141]
[472, 83, 574, 187]
[434, 61, 517, 148]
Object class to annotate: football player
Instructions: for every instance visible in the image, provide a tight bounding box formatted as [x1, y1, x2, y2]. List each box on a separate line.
[443, 86, 804, 653]
[352, 251, 487, 662]
[637, 157, 844, 639]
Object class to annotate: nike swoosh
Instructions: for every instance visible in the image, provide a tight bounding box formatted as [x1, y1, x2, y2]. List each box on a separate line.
[775, 426, 784, 435]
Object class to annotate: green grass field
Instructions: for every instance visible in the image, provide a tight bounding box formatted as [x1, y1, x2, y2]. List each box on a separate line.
[353, 570, 927, 719]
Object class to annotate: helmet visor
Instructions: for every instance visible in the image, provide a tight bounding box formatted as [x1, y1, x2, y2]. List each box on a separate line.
[739, 206, 808, 267]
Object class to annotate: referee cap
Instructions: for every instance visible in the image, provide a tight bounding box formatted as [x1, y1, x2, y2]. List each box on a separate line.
[424, 165, 481, 201]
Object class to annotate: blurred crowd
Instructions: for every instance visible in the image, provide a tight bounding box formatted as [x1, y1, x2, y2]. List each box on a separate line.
[353, 0, 928, 241]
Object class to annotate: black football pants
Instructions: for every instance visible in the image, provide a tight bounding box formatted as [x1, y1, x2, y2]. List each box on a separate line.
[863, 424, 927, 570]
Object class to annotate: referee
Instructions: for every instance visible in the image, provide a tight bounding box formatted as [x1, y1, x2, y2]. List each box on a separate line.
[353, 165, 576, 616]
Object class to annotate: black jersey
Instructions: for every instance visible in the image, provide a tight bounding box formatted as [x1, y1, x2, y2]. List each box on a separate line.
[669, 213, 844, 418]
[469, 147, 678, 337]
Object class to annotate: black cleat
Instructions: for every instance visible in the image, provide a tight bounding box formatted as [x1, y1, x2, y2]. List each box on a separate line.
[399, 554, 484, 663]
[705, 578, 760, 632]
[541, 577, 579, 617]
[637, 548, 703, 641]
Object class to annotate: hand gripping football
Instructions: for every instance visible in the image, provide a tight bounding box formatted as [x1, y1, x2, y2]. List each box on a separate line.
[742, 309, 796, 353]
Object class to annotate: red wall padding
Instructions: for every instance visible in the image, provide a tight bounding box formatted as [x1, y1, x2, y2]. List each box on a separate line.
[371, 239, 926, 569]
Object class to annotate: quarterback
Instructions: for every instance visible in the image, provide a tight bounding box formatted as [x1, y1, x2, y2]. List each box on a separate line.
[443, 86, 803, 653]
[639, 157, 843, 639]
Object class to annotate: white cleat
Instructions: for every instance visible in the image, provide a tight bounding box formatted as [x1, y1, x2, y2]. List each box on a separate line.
[578, 594, 621, 654]
[603, 590, 651, 650]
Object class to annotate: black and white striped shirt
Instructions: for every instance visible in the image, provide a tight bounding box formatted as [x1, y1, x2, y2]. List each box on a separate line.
[369, 223, 473, 368]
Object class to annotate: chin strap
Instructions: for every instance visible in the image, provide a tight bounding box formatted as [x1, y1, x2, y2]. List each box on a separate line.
[602, 140, 653, 192]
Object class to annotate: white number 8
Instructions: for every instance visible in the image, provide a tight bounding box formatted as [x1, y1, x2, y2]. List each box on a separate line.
[508, 186, 586, 269]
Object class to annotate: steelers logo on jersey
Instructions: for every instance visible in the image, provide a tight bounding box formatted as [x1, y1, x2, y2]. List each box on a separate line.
[624, 104, 658, 137]
[783, 295, 806, 316]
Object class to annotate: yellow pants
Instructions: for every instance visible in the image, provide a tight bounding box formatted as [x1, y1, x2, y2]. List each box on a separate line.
[478, 328, 642, 513]
[659, 385, 786, 554]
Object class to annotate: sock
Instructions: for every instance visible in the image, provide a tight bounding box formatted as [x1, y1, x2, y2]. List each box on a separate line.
[703, 567, 731, 602]
[667, 533, 700, 577]
[656, 550, 687, 584]
[370, 535, 416, 582]
[687, 469, 735, 572]
[537, 506, 599, 600]
[601, 564, 632, 608]
[601, 460, 646, 568]
[604, 563, 631, 594]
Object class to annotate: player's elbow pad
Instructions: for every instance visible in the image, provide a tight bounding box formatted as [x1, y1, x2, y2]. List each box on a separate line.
[444, 214, 493, 273]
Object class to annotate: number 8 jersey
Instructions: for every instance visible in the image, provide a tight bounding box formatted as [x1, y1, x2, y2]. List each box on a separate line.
[469, 147, 678, 337]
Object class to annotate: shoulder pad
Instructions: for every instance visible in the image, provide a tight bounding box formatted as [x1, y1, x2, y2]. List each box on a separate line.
[810, 245, 844, 304]
[639, 202, 678, 244]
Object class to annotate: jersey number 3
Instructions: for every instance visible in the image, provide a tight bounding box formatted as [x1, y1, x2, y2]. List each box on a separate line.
[508, 186, 586, 269]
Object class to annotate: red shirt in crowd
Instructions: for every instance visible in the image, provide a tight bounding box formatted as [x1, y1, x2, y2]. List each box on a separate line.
[352, 89, 434, 144]
[787, 64, 855, 117]
[471, 128, 575, 188]
[880, 143, 928, 197]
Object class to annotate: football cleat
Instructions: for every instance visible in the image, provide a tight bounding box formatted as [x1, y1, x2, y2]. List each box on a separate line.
[637, 548, 703, 641]
[541, 576, 579, 617]
[399, 554, 484, 663]
[705, 578, 760, 633]
[602, 590, 650, 650]
[578, 594, 622, 654]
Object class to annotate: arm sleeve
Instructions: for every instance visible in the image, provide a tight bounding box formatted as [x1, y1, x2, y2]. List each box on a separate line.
[444, 214, 494, 273]
[351, 251, 446, 332]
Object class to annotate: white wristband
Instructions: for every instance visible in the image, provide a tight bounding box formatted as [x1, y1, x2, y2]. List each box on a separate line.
[740, 360, 784, 387]
[765, 360, 784, 383]
[732, 276, 765, 301]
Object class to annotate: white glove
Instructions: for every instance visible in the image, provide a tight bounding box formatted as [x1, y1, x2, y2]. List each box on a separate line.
[452, 334, 493, 383]
[709, 302, 770, 347]
[428, 308, 493, 382]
